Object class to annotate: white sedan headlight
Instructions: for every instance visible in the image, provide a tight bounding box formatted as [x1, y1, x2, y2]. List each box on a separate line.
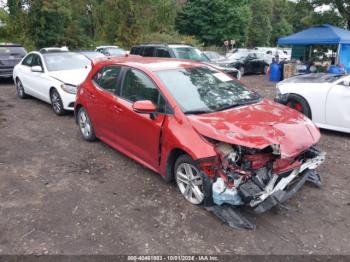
[61, 84, 77, 94]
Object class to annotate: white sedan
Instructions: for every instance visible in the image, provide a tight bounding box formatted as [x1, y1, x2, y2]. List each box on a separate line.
[13, 51, 91, 115]
[275, 73, 350, 133]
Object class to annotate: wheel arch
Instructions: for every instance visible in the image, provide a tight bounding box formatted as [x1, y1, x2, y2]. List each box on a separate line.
[164, 148, 191, 183]
[286, 92, 312, 119]
[74, 103, 83, 124]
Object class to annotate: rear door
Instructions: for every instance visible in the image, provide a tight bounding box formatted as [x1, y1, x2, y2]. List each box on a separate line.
[16, 54, 35, 94]
[114, 68, 168, 170]
[89, 66, 123, 143]
[155, 48, 171, 58]
[142, 47, 155, 57]
[326, 77, 350, 129]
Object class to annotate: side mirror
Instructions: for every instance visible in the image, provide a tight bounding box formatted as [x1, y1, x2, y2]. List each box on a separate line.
[343, 80, 350, 87]
[132, 100, 156, 114]
[31, 66, 43, 73]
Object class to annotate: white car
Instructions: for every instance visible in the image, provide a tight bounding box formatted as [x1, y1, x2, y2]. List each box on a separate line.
[275, 73, 350, 133]
[95, 46, 126, 57]
[13, 51, 91, 115]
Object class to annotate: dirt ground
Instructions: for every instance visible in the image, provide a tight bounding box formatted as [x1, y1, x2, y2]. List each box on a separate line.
[0, 75, 349, 255]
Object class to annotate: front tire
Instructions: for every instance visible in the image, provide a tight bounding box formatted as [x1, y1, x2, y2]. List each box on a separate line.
[16, 79, 28, 99]
[286, 94, 312, 119]
[77, 107, 96, 141]
[50, 88, 66, 116]
[174, 155, 212, 206]
[239, 66, 245, 76]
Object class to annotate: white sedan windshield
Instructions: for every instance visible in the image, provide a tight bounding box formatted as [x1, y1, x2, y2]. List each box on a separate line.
[43, 52, 90, 71]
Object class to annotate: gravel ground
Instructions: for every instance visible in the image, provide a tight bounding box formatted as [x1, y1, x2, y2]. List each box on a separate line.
[0, 75, 349, 255]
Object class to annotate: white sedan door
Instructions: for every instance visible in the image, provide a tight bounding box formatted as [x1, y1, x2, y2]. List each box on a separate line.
[326, 77, 350, 129]
[24, 54, 52, 103]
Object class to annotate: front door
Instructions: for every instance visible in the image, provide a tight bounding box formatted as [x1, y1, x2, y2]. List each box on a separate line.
[326, 78, 350, 129]
[26, 55, 52, 102]
[115, 68, 166, 170]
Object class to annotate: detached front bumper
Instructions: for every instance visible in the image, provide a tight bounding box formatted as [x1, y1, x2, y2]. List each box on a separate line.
[248, 150, 326, 213]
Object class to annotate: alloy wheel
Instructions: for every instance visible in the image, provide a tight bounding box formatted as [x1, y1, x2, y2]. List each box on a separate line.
[78, 109, 92, 139]
[287, 100, 303, 113]
[51, 91, 62, 114]
[176, 163, 204, 205]
[16, 80, 25, 98]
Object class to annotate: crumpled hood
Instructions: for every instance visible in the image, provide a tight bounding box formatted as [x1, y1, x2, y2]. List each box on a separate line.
[188, 99, 321, 158]
[49, 67, 91, 86]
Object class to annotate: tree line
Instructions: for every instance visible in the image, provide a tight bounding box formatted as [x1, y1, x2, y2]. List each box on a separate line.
[0, 0, 348, 50]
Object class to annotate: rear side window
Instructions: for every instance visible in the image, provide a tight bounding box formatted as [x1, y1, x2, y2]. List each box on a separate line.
[22, 54, 34, 66]
[93, 66, 121, 93]
[142, 47, 155, 57]
[156, 48, 171, 58]
[130, 47, 141, 55]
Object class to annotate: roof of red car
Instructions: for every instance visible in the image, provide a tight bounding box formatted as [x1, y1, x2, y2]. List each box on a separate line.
[92, 55, 206, 72]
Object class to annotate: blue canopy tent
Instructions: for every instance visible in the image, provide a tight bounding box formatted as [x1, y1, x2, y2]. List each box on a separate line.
[278, 24, 350, 73]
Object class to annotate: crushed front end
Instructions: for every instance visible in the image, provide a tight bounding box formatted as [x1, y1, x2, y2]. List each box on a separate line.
[201, 141, 325, 225]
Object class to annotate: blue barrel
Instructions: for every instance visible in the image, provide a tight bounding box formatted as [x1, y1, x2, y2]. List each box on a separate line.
[269, 63, 281, 81]
[328, 65, 345, 74]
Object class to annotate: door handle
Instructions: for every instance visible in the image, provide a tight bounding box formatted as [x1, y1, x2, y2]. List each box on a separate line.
[85, 89, 95, 100]
[113, 105, 123, 113]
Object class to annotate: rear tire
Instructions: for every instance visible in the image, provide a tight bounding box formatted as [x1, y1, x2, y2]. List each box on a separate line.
[50, 88, 67, 116]
[77, 107, 96, 141]
[286, 94, 312, 119]
[16, 79, 28, 99]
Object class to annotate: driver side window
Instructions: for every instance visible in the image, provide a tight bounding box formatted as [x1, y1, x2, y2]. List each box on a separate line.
[31, 55, 43, 68]
[120, 69, 169, 113]
[22, 54, 34, 66]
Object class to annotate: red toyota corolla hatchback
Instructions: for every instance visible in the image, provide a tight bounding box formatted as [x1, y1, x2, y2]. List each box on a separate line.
[75, 56, 325, 213]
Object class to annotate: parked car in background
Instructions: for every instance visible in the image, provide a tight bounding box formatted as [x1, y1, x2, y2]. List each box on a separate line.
[13, 50, 91, 115]
[78, 50, 105, 59]
[74, 56, 325, 223]
[255, 47, 291, 61]
[95, 46, 126, 57]
[0, 43, 27, 78]
[218, 51, 269, 76]
[203, 51, 226, 63]
[275, 73, 350, 133]
[130, 43, 241, 80]
[40, 47, 69, 53]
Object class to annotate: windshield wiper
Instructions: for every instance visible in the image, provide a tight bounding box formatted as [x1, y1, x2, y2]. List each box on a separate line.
[184, 109, 213, 115]
[217, 97, 262, 111]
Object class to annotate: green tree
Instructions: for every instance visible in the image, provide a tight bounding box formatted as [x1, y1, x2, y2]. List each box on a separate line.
[270, 0, 293, 45]
[308, 0, 350, 28]
[175, 0, 252, 46]
[247, 0, 273, 47]
[26, 0, 73, 48]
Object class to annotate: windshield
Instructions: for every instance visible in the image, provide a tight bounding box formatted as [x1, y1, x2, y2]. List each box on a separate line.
[106, 48, 125, 56]
[227, 52, 248, 60]
[80, 51, 105, 59]
[172, 47, 209, 62]
[156, 67, 261, 114]
[43, 52, 90, 71]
